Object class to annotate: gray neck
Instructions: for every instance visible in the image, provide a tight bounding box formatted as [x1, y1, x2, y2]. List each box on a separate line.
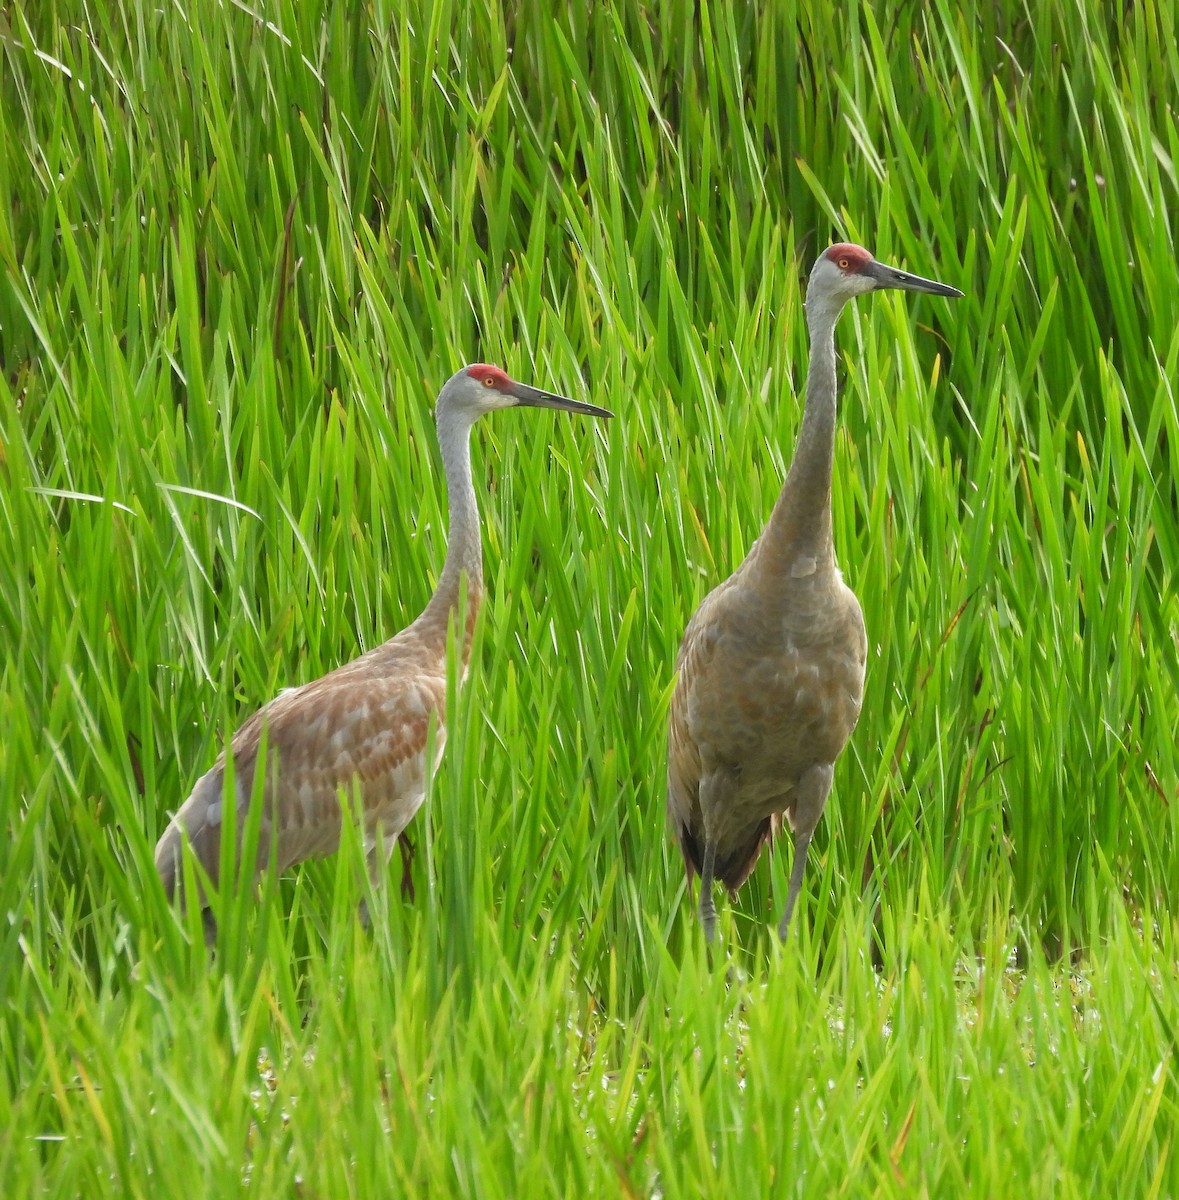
[748, 293, 843, 584]
[416, 403, 484, 642]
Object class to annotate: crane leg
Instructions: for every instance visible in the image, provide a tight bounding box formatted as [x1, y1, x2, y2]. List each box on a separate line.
[777, 763, 833, 940]
[699, 840, 719, 944]
[697, 766, 737, 944]
[396, 831, 417, 902]
[778, 827, 814, 939]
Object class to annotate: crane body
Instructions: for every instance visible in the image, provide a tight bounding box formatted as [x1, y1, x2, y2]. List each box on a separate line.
[668, 243, 963, 942]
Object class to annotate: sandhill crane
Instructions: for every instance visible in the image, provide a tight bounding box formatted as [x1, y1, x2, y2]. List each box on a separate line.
[668, 243, 962, 943]
[156, 364, 612, 929]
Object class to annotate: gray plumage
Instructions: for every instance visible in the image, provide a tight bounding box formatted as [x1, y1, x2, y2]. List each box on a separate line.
[667, 242, 963, 942]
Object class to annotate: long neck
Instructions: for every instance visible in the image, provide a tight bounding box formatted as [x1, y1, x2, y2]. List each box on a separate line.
[747, 295, 842, 585]
[414, 405, 484, 661]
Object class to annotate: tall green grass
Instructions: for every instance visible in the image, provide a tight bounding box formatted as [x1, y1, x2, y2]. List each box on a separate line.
[2, 0, 1178, 1193]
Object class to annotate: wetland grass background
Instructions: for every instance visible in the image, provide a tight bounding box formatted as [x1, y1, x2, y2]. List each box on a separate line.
[2, 0, 1179, 1193]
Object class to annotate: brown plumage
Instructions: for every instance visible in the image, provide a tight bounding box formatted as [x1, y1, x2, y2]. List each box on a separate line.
[155, 364, 612, 926]
[668, 243, 963, 942]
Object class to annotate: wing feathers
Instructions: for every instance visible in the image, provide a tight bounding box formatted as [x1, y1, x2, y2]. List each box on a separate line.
[156, 670, 447, 902]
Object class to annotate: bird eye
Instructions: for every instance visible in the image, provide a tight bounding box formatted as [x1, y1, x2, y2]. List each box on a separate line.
[837, 258, 850, 270]
[482, 376, 495, 388]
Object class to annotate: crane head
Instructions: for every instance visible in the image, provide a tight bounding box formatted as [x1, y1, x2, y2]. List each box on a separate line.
[438, 364, 614, 422]
[809, 243, 963, 307]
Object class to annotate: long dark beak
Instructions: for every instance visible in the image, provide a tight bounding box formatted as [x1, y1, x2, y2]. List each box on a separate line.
[862, 259, 964, 298]
[510, 382, 614, 419]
